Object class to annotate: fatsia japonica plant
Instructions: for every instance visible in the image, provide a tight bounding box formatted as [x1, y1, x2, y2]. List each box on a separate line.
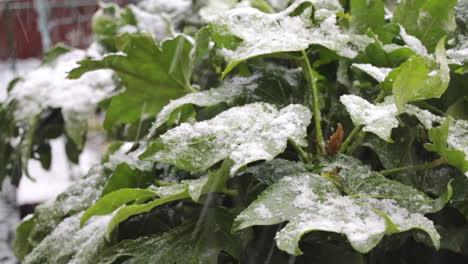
[3, 0, 468, 263]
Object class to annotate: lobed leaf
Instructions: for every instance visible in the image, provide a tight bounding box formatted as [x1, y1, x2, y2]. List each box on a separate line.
[234, 155, 451, 255]
[141, 103, 311, 175]
[69, 32, 210, 128]
[208, 0, 372, 77]
[95, 209, 250, 264]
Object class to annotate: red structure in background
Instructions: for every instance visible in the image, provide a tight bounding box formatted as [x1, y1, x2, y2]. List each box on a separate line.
[0, 0, 135, 60]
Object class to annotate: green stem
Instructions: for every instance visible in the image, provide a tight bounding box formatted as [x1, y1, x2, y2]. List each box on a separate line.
[379, 158, 445, 176]
[289, 140, 311, 163]
[346, 131, 366, 155]
[154, 180, 174, 186]
[300, 50, 325, 154]
[339, 90, 387, 154]
[339, 125, 362, 154]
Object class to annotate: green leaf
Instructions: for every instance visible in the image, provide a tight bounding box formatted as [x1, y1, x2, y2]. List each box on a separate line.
[85, 160, 234, 239]
[141, 103, 311, 174]
[350, 0, 385, 34]
[393, 0, 457, 52]
[149, 64, 307, 133]
[22, 213, 111, 264]
[392, 38, 450, 110]
[101, 162, 154, 195]
[102, 178, 208, 240]
[13, 215, 35, 260]
[425, 119, 468, 177]
[68, 33, 204, 128]
[41, 44, 71, 65]
[340, 95, 399, 142]
[241, 159, 308, 185]
[25, 166, 108, 247]
[95, 209, 250, 264]
[208, 0, 372, 77]
[80, 188, 158, 227]
[234, 155, 451, 255]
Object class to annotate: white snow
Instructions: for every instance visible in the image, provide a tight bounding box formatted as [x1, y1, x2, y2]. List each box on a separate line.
[17, 136, 102, 205]
[8, 49, 114, 122]
[254, 204, 273, 218]
[340, 95, 399, 142]
[352, 63, 393, 83]
[147, 103, 311, 175]
[0, 59, 40, 102]
[399, 25, 428, 56]
[207, 0, 372, 72]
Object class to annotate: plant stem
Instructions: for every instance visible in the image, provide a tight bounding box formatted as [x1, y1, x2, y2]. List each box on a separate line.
[339, 125, 362, 153]
[289, 140, 311, 163]
[379, 158, 445, 176]
[300, 49, 325, 154]
[339, 90, 387, 154]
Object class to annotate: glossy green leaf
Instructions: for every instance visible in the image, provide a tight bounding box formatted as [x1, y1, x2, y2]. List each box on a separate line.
[425, 119, 468, 177]
[141, 103, 311, 174]
[95, 209, 250, 264]
[68, 32, 208, 128]
[101, 162, 154, 195]
[393, 0, 457, 52]
[80, 188, 158, 227]
[234, 155, 451, 255]
[392, 39, 450, 110]
[208, 0, 372, 77]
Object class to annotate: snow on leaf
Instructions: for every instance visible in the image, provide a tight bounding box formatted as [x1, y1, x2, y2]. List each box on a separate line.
[22, 213, 111, 264]
[95, 209, 250, 264]
[16, 166, 108, 256]
[208, 0, 372, 77]
[141, 103, 311, 175]
[149, 74, 261, 134]
[398, 25, 428, 56]
[8, 49, 114, 148]
[234, 155, 451, 255]
[340, 95, 398, 142]
[352, 63, 393, 83]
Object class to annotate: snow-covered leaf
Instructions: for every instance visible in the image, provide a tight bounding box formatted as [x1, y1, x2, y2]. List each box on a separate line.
[9, 49, 114, 148]
[95, 209, 250, 264]
[208, 0, 372, 77]
[425, 119, 468, 177]
[81, 164, 233, 239]
[141, 103, 311, 174]
[22, 213, 111, 264]
[149, 64, 306, 133]
[14, 166, 109, 261]
[15, 166, 108, 257]
[340, 95, 398, 142]
[241, 158, 308, 185]
[351, 63, 392, 83]
[234, 155, 451, 255]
